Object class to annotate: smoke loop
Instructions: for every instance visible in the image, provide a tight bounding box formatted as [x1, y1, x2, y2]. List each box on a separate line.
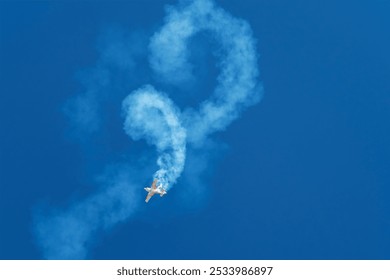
[124, 0, 262, 189]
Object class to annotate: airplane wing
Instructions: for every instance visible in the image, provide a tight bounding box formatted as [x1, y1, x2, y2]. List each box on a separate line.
[156, 188, 166, 195]
[145, 193, 153, 203]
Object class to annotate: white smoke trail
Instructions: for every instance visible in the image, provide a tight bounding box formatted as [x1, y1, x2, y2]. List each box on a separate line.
[128, 0, 262, 188]
[122, 85, 186, 190]
[34, 0, 261, 259]
[150, 0, 262, 144]
[34, 168, 139, 259]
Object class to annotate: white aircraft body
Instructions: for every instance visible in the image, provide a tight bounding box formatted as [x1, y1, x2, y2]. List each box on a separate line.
[144, 179, 167, 203]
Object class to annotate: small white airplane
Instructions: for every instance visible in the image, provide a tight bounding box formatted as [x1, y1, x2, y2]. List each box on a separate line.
[144, 179, 167, 203]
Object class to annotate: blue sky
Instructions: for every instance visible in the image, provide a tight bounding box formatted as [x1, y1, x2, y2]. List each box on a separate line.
[1, 0, 390, 259]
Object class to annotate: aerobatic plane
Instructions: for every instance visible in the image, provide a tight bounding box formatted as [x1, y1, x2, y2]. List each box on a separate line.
[144, 179, 167, 203]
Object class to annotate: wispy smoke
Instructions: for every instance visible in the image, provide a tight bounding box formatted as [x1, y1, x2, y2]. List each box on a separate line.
[63, 27, 146, 137]
[34, 0, 262, 259]
[34, 168, 139, 259]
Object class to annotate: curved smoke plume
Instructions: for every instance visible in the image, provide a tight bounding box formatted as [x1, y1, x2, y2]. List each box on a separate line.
[34, 0, 262, 259]
[122, 85, 186, 190]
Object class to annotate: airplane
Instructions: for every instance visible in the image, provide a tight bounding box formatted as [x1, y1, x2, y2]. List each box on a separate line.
[144, 179, 167, 203]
